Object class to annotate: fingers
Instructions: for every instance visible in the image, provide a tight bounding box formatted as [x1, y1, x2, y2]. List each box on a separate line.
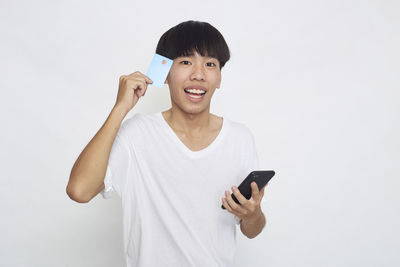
[115, 71, 154, 115]
[231, 186, 249, 207]
[250, 182, 261, 202]
[144, 74, 153, 84]
[222, 197, 238, 214]
[125, 72, 152, 96]
[223, 189, 247, 214]
[120, 72, 152, 89]
[127, 71, 153, 85]
[117, 71, 152, 105]
[125, 71, 152, 82]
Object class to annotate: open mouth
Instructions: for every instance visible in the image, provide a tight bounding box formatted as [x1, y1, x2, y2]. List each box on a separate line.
[184, 88, 206, 99]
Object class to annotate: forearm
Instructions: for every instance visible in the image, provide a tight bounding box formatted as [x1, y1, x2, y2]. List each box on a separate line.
[240, 211, 266, 239]
[67, 105, 127, 202]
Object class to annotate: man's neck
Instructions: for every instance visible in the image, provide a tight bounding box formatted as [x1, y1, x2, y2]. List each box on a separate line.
[162, 107, 213, 137]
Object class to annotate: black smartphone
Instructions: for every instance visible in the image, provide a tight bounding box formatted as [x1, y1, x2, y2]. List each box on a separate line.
[221, 170, 275, 209]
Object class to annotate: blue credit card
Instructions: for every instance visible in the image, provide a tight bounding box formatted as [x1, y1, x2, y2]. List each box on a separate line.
[146, 54, 173, 88]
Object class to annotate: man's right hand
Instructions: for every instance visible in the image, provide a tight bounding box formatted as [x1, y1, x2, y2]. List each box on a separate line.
[115, 71, 153, 113]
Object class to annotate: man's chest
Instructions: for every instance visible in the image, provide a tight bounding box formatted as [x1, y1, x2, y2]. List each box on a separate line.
[176, 130, 220, 151]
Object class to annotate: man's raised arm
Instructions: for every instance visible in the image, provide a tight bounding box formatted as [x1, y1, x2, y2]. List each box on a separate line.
[66, 72, 153, 203]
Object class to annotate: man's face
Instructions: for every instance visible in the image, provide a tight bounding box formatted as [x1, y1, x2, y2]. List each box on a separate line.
[165, 51, 221, 115]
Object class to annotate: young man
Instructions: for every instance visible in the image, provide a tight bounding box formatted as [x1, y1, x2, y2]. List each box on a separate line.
[67, 20, 267, 267]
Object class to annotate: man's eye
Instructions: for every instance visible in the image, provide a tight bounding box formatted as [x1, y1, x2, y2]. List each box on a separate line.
[206, 62, 216, 67]
[181, 61, 190, 65]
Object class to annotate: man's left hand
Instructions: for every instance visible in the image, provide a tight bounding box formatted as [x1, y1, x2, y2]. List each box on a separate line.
[222, 182, 267, 222]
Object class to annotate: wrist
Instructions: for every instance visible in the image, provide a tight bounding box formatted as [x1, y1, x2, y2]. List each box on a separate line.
[244, 210, 264, 224]
[112, 104, 129, 118]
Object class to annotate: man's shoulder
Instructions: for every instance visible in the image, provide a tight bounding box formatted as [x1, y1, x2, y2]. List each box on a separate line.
[117, 112, 160, 140]
[122, 112, 159, 129]
[225, 117, 254, 137]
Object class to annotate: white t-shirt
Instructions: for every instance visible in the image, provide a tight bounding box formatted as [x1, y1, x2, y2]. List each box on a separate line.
[101, 112, 260, 267]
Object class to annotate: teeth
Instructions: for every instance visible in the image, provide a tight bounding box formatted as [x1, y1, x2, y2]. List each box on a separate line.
[186, 88, 205, 94]
[188, 94, 203, 99]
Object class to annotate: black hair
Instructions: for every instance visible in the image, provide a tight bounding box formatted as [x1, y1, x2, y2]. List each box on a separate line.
[156, 20, 230, 69]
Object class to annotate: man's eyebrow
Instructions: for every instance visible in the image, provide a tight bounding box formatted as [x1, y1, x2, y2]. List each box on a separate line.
[178, 54, 217, 59]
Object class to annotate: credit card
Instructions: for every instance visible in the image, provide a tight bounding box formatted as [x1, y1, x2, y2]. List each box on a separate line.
[146, 54, 173, 88]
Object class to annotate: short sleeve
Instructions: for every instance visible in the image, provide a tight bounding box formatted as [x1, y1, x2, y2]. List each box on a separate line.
[100, 131, 132, 199]
[101, 165, 114, 199]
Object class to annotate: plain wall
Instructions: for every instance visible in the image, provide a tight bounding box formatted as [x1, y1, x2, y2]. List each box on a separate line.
[1, 0, 399, 266]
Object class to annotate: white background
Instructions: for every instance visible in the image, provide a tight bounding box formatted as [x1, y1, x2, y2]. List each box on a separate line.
[1, 0, 399, 266]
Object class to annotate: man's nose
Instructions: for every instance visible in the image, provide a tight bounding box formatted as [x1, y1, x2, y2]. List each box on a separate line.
[190, 64, 205, 81]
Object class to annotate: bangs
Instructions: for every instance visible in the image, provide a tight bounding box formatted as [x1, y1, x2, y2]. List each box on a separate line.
[156, 20, 230, 69]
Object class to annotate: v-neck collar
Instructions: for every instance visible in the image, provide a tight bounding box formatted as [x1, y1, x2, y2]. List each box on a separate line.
[156, 111, 228, 158]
